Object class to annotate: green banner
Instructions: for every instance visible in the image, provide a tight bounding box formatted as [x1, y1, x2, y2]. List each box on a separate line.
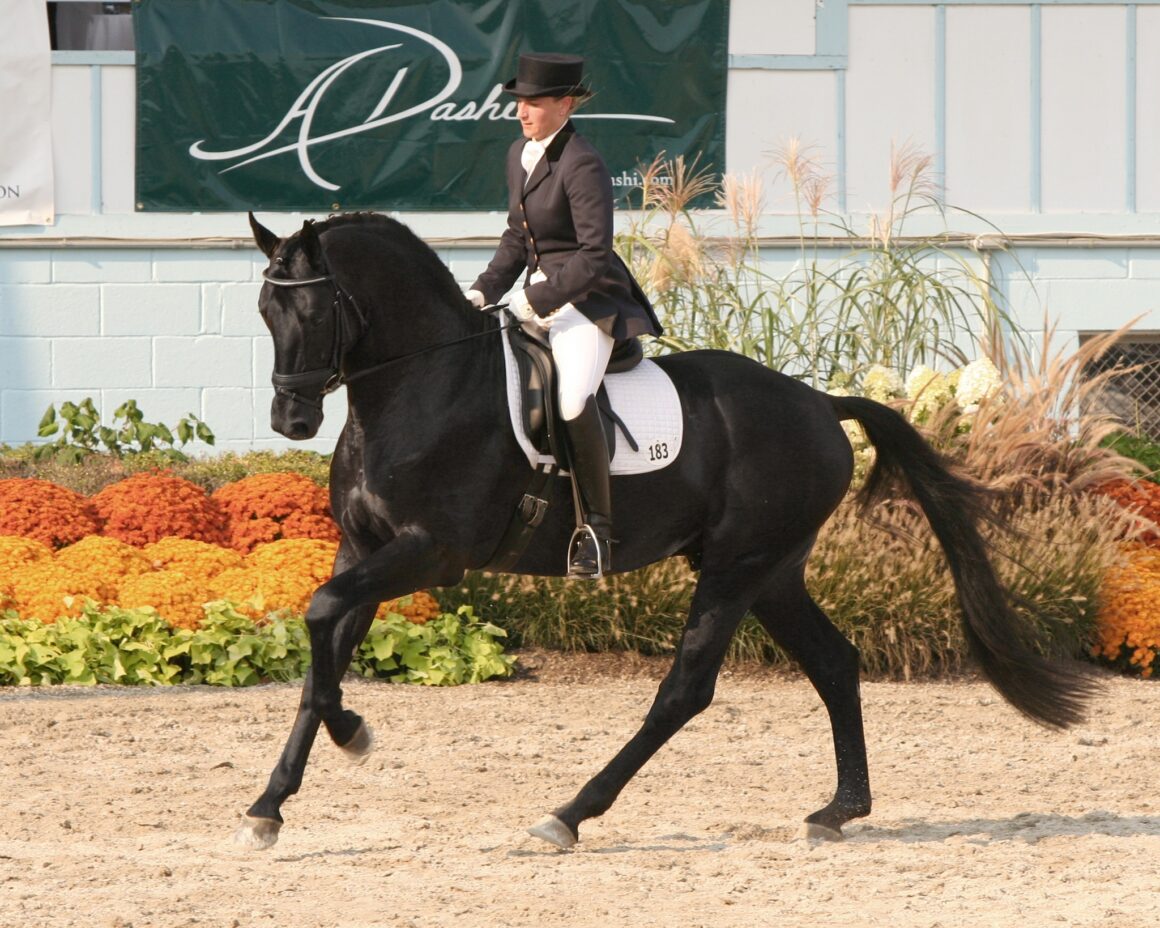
[134, 0, 728, 212]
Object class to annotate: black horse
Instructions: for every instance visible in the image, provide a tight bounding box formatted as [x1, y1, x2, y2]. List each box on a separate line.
[237, 211, 1096, 851]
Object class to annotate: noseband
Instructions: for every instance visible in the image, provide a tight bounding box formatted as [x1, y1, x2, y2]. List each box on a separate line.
[262, 269, 368, 411]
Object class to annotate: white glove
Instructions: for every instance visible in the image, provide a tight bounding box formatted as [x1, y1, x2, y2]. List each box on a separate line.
[508, 289, 537, 323]
[464, 288, 486, 310]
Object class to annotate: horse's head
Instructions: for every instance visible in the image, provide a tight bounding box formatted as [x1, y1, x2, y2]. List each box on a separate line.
[250, 213, 366, 440]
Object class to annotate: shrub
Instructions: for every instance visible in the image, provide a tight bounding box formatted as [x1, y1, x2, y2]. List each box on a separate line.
[115, 570, 209, 630]
[1093, 479, 1160, 544]
[212, 472, 339, 553]
[142, 537, 244, 578]
[0, 478, 100, 549]
[7, 560, 113, 623]
[0, 602, 513, 687]
[35, 397, 214, 462]
[55, 535, 152, 582]
[91, 472, 227, 546]
[176, 450, 331, 492]
[1092, 544, 1160, 678]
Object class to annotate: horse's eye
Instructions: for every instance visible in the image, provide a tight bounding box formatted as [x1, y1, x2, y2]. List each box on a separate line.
[275, 256, 285, 266]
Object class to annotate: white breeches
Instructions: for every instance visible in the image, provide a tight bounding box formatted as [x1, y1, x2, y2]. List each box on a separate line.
[546, 305, 615, 421]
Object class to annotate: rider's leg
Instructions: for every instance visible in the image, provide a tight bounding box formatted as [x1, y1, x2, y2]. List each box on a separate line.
[548, 307, 615, 577]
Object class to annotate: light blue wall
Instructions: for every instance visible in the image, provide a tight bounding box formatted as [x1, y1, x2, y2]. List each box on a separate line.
[3, 0, 1160, 449]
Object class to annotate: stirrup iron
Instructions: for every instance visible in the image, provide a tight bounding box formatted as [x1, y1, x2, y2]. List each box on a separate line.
[567, 524, 611, 580]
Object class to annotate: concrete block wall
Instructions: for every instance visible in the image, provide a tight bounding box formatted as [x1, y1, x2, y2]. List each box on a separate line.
[0, 245, 495, 453]
[2, 241, 1159, 451]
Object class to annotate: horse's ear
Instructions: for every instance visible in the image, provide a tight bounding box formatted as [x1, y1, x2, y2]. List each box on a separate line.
[249, 212, 280, 258]
[298, 219, 323, 267]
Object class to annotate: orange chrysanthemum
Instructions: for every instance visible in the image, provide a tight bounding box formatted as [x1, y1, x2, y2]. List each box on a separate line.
[212, 473, 339, 554]
[91, 472, 227, 546]
[0, 479, 100, 549]
[1093, 543, 1160, 678]
[55, 535, 152, 587]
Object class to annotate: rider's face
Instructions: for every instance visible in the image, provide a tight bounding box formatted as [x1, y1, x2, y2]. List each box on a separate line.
[517, 96, 574, 141]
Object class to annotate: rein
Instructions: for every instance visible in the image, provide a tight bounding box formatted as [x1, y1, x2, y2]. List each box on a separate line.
[262, 268, 513, 407]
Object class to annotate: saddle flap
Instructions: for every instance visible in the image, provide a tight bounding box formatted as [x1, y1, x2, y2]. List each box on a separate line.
[508, 325, 619, 459]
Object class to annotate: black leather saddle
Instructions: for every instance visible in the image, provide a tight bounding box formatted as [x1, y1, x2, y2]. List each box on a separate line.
[507, 323, 641, 461]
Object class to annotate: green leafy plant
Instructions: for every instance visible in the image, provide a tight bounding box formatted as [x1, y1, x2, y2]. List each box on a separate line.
[353, 606, 516, 685]
[0, 602, 514, 687]
[36, 398, 214, 463]
[1103, 431, 1160, 483]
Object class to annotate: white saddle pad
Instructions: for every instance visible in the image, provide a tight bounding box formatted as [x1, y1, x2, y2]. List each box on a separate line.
[501, 327, 684, 475]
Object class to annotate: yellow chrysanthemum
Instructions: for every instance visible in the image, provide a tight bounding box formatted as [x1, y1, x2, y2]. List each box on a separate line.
[144, 537, 244, 579]
[8, 561, 113, 622]
[115, 569, 208, 630]
[55, 535, 152, 586]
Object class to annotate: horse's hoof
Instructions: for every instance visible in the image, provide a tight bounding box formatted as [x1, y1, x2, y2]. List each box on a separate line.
[234, 815, 282, 850]
[799, 821, 844, 842]
[527, 815, 578, 850]
[339, 720, 375, 765]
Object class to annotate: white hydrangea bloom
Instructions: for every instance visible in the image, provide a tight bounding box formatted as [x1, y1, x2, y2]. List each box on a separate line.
[862, 365, 904, 402]
[904, 365, 953, 422]
[905, 365, 936, 399]
[954, 357, 1002, 407]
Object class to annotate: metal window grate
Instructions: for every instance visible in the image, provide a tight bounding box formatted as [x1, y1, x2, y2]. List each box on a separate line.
[1081, 336, 1160, 438]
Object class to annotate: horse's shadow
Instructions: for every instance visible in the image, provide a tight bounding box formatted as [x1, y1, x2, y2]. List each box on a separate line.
[848, 811, 1160, 844]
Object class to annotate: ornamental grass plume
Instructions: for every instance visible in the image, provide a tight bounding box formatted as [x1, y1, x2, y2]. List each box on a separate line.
[923, 323, 1142, 500]
[1093, 543, 1160, 677]
[211, 472, 339, 554]
[91, 471, 227, 546]
[0, 478, 100, 548]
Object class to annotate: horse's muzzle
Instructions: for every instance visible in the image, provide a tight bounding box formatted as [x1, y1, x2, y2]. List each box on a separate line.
[271, 392, 323, 440]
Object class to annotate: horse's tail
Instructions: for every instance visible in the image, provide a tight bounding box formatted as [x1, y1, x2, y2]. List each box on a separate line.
[830, 394, 1100, 729]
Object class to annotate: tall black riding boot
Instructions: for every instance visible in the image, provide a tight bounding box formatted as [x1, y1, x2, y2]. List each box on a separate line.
[563, 394, 613, 579]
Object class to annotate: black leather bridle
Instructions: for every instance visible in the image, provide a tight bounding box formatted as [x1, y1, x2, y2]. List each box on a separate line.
[262, 265, 515, 411]
[261, 268, 369, 411]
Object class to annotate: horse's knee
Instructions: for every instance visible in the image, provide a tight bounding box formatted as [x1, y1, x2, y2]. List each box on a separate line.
[304, 584, 347, 630]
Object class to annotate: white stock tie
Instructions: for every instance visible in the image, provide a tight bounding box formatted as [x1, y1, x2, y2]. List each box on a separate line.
[521, 139, 545, 185]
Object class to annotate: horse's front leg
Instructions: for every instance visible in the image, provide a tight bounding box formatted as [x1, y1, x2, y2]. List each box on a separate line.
[235, 608, 373, 849]
[236, 529, 447, 849]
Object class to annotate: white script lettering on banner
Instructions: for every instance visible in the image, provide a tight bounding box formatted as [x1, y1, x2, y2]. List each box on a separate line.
[188, 17, 673, 193]
[0, 0, 55, 226]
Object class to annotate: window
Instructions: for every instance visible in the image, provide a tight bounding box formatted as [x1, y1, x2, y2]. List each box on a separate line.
[48, 2, 134, 51]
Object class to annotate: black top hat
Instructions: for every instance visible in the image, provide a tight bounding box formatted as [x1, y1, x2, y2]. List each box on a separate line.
[503, 53, 592, 99]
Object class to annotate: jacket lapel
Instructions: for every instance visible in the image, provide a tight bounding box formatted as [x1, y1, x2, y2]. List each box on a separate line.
[522, 122, 575, 199]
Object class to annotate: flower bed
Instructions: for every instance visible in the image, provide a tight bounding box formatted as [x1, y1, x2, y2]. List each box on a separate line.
[0, 469, 479, 686]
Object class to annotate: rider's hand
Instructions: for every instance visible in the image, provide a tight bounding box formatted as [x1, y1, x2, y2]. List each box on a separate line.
[464, 288, 486, 310]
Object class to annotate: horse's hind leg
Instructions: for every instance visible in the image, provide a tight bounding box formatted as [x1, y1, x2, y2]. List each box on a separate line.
[750, 582, 871, 840]
[529, 569, 756, 848]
